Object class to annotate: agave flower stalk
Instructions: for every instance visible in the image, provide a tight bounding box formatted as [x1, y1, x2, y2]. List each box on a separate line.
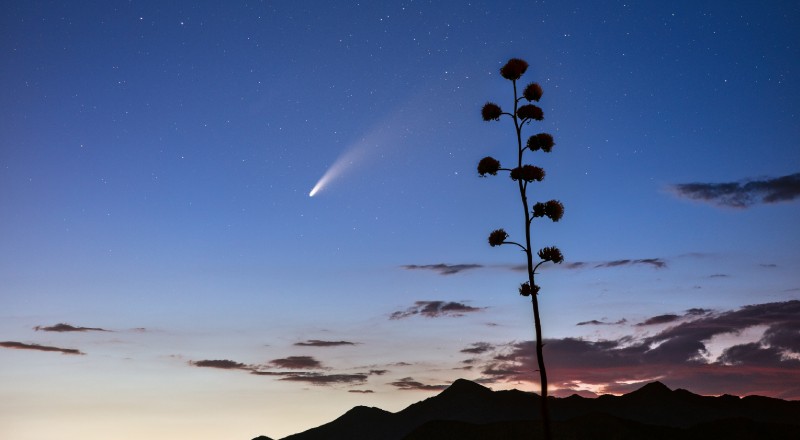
[478, 58, 564, 440]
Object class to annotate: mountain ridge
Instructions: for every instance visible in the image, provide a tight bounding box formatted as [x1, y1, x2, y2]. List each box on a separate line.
[254, 379, 800, 440]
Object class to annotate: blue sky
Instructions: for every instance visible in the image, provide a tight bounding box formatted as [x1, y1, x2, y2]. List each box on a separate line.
[2, 1, 799, 439]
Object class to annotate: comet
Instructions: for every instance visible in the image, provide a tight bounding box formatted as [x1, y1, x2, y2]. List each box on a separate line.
[308, 93, 428, 197]
[308, 144, 367, 197]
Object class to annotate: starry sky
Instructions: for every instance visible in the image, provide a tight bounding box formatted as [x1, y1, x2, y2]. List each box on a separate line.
[2, 1, 799, 439]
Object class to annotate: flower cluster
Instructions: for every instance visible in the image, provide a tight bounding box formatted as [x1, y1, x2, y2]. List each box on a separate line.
[500, 58, 529, 81]
[537, 246, 564, 264]
[523, 83, 543, 102]
[527, 133, 555, 152]
[510, 165, 545, 182]
[516, 104, 544, 121]
[477, 156, 501, 176]
[488, 229, 508, 247]
[532, 200, 564, 222]
[481, 102, 502, 121]
[518, 282, 541, 297]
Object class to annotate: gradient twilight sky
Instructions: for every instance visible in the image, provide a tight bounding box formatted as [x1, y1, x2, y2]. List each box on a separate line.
[2, 1, 799, 439]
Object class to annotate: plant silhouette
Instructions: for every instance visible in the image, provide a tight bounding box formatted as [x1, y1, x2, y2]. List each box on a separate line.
[478, 58, 564, 440]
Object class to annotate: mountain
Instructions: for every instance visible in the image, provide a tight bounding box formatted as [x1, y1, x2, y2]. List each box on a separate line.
[253, 379, 799, 440]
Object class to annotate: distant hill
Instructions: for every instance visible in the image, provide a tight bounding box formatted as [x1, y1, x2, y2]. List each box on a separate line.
[251, 378, 799, 440]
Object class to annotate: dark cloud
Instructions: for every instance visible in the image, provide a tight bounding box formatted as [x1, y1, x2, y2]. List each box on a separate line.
[670, 173, 800, 208]
[269, 356, 322, 369]
[478, 300, 800, 399]
[280, 373, 368, 385]
[594, 258, 666, 269]
[389, 377, 450, 391]
[348, 389, 374, 393]
[369, 369, 388, 375]
[401, 263, 483, 275]
[460, 342, 495, 354]
[709, 274, 730, 278]
[34, 323, 109, 332]
[390, 301, 484, 320]
[191, 359, 250, 370]
[636, 314, 681, 326]
[0, 341, 84, 355]
[293, 340, 358, 347]
[576, 318, 627, 326]
[685, 308, 712, 316]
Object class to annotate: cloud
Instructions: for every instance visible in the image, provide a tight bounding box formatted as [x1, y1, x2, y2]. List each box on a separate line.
[293, 340, 358, 347]
[280, 373, 368, 385]
[594, 258, 666, 269]
[191, 359, 250, 370]
[576, 318, 627, 326]
[478, 300, 800, 399]
[348, 389, 374, 393]
[390, 301, 484, 320]
[369, 369, 388, 375]
[670, 172, 800, 208]
[401, 263, 483, 275]
[389, 377, 450, 391]
[635, 307, 712, 326]
[0, 341, 84, 355]
[269, 356, 323, 369]
[460, 342, 495, 354]
[34, 323, 110, 332]
[636, 314, 681, 326]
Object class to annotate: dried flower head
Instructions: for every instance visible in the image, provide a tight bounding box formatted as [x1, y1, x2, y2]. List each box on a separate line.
[545, 200, 564, 222]
[510, 165, 545, 182]
[527, 133, 555, 152]
[481, 102, 502, 121]
[488, 229, 508, 247]
[523, 82, 543, 102]
[477, 156, 501, 176]
[537, 246, 564, 264]
[532, 202, 546, 218]
[500, 58, 529, 80]
[519, 282, 542, 296]
[516, 104, 544, 121]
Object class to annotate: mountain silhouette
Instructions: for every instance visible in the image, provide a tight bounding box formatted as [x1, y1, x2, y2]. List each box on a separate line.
[255, 379, 799, 440]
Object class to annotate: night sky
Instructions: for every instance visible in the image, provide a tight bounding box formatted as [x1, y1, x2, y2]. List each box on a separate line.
[2, 1, 799, 439]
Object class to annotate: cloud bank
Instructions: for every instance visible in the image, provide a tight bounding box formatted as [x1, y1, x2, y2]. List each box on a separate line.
[477, 300, 800, 399]
[671, 173, 800, 208]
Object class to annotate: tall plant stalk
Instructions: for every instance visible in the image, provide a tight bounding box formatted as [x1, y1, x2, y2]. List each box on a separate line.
[478, 58, 564, 440]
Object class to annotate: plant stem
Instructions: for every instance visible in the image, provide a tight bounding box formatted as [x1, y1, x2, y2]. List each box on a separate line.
[512, 79, 552, 440]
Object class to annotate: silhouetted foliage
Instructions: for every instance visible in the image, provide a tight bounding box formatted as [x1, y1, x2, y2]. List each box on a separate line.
[477, 57, 565, 440]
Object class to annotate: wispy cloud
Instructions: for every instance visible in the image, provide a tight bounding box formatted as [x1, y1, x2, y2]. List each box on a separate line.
[293, 340, 358, 347]
[390, 301, 484, 320]
[348, 389, 374, 393]
[576, 318, 627, 326]
[460, 342, 495, 354]
[34, 323, 109, 332]
[670, 173, 800, 208]
[269, 356, 323, 369]
[0, 341, 84, 355]
[594, 258, 666, 269]
[389, 377, 450, 391]
[280, 373, 368, 385]
[479, 300, 800, 399]
[401, 263, 483, 275]
[191, 359, 250, 370]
